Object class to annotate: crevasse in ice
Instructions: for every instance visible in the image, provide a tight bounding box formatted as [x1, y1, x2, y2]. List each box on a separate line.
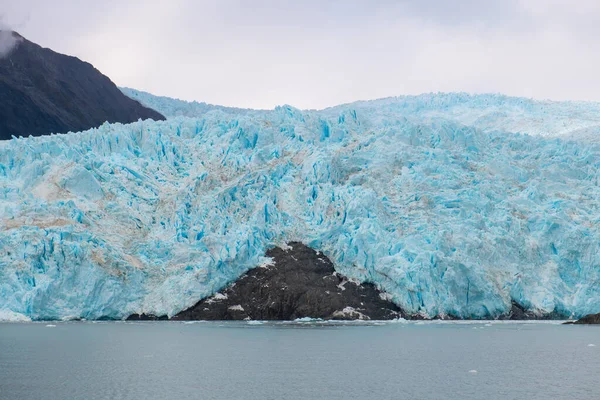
[1, 91, 600, 321]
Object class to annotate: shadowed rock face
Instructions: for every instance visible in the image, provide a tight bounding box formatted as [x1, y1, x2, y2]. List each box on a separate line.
[0, 31, 165, 140]
[572, 313, 600, 324]
[501, 301, 567, 321]
[172, 242, 403, 321]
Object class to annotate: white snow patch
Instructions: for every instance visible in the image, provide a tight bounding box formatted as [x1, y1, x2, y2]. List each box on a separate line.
[228, 305, 245, 312]
[258, 257, 275, 269]
[348, 277, 361, 286]
[206, 292, 228, 304]
[213, 292, 228, 300]
[379, 292, 393, 302]
[280, 243, 293, 251]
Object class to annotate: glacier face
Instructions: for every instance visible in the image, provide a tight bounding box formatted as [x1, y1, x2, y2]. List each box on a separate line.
[1, 92, 600, 321]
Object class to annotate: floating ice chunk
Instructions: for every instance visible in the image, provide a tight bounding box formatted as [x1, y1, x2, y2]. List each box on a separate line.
[588, 344, 596, 347]
[45, 324, 56, 328]
[294, 317, 324, 322]
[468, 370, 478, 374]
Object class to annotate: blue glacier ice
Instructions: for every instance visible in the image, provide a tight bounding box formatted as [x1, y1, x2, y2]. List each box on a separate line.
[121, 87, 257, 119]
[123, 88, 600, 139]
[1, 91, 600, 321]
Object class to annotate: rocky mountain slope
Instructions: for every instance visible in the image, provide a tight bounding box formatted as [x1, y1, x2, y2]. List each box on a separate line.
[0, 31, 164, 140]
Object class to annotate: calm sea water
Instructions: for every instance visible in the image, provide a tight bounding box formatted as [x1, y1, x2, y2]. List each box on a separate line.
[0, 321, 598, 400]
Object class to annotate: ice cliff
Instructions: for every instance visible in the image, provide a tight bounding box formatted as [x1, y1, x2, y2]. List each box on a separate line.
[1, 91, 600, 321]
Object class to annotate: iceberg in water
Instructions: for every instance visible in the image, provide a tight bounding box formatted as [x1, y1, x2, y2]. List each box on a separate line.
[1, 91, 600, 320]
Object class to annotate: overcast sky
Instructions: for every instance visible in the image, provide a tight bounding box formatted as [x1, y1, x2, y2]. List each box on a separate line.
[2, 0, 599, 109]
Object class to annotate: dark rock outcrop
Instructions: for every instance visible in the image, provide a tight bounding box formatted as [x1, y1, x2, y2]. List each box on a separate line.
[126, 313, 169, 321]
[505, 302, 537, 320]
[0, 31, 165, 140]
[126, 242, 564, 322]
[172, 242, 403, 321]
[501, 301, 567, 321]
[569, 313, 600, 325]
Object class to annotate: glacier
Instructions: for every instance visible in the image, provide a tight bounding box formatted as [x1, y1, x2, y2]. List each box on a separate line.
[123, 88, 600, 139]
[1, 91, 600, 320]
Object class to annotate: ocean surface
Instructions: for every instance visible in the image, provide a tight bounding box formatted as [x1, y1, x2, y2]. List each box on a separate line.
[0, 321, 598, 400]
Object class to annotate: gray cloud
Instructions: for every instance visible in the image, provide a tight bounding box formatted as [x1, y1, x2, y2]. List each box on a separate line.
[2, 0, 600, 108]
[0, 18, 21, 58]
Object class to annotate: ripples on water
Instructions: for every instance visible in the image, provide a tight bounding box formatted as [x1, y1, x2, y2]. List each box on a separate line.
[0, 321, 598, 400]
